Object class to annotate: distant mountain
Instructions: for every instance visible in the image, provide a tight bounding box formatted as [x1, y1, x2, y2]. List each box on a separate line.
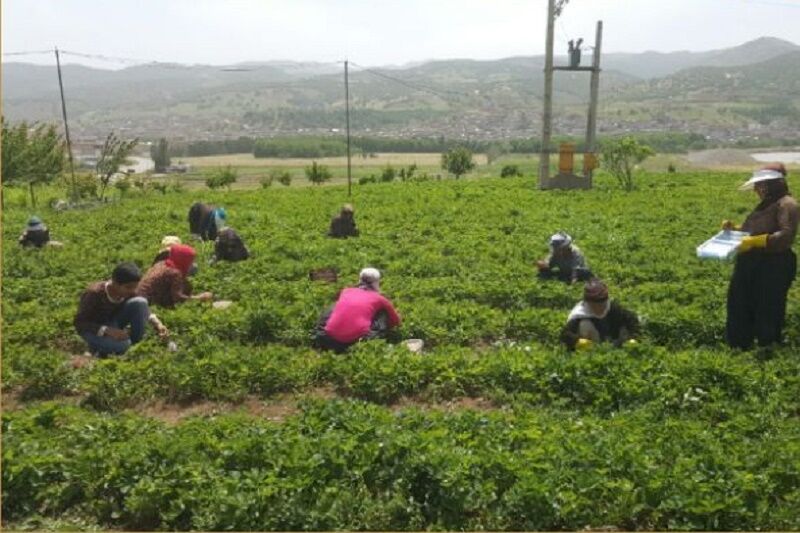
[602, 37, 800, 79]
[2, 37, 798, 141]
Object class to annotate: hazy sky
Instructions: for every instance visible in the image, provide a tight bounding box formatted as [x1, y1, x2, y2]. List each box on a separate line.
[3, 0, 800, 68]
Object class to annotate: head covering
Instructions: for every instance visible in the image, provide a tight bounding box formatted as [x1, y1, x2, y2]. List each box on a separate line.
[166, 244, 197, 278]
[762, 162, 787, 177]
[342, 204, 354, 213]
[583, 279, 609, 302]
[214, 207, 227, 220]
[160, 235, 182, 248]
[359, 267, 381, 290]
[28, 216, 43, 227]
[111, 262, 142, 284]
[739, 168, 786, 190]
[549, 231, 573, 249]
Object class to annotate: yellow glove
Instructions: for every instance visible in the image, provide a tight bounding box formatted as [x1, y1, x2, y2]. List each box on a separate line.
[576, 338, 593, 351]
[738, 234, 768, 253]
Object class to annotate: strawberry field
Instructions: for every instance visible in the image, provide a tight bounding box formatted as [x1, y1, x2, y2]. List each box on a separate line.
[3, 172, 800, 530]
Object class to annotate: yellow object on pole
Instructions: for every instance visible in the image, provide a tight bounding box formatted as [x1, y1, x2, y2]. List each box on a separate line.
[558, 142, 575, 174]
[583, 152, 598, 173]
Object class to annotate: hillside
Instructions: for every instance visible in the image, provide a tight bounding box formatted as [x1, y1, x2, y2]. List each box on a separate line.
[2, 37, 798, 141]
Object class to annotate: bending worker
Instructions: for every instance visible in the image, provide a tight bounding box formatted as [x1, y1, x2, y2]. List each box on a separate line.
[723, 163, 798, 349]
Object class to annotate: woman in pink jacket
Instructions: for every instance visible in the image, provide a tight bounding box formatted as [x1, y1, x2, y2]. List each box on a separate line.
[314, 267, 401, 352]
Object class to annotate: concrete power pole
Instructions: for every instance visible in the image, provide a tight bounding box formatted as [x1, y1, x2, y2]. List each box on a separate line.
[344, 60, 352, 197]
[584, 21, 603, 187]
[538, 0, 556, 189]
[55, 47, 78, 201]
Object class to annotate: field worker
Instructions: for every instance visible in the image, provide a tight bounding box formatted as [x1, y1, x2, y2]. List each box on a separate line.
[560, 279, 639, 351]
[74, 262, 168, 356]
[188, 202, 227, 241]
[18, 216, 50, 248]
[153, 236, 200, 276]
[722, 163, 798, 349]
[328, 204, 360, 238]
[213, 227, 250, 262]
[536, 231, 592, 283]
[137, 244, 213, 308]
[314, 267, 401, 352]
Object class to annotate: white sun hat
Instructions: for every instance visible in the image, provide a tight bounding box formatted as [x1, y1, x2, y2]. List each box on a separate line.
[359, 267, 381, 287]
[739, 169, 785, 190]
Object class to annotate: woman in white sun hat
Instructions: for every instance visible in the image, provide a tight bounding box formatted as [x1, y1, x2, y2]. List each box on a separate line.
[722, 163, 798, 349]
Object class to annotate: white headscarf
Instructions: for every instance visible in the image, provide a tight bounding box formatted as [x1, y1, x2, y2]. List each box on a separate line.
[359, 267, 381, 291]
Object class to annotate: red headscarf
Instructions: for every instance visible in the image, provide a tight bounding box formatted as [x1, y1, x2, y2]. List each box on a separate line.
[166, 244, 196, 277]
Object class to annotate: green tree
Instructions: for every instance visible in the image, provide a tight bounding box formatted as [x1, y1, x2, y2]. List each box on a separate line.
[441, 146, 475, 179]
[96, 132, 139, 200]
[150, 138, 170, 172]
[600, 137, 654, 191]
[206, 166, 238, 190]
[1, 119, 66, 207]
[305, 161, 332, 186]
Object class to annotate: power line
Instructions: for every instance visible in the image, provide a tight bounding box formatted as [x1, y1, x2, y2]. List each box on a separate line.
[2, 49, 53, 56]
[349, 62, 473, 100]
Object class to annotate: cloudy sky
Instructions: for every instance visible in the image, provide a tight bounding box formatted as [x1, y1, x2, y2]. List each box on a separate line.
[3, 0, 800, 68]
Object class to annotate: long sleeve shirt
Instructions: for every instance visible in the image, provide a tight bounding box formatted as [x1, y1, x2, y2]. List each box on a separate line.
[136, 262, 192, 308]
[546, 246, 587, 274]
[74, 281, 126, 335]
[560, 300, 639, 350]
[324, 287, 401, 343]
[741, 195, 799, 252]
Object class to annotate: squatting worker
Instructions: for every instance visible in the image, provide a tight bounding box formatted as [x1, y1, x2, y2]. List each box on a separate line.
[560, 278, 639, 351]
[74, 262, 168, 356]
[722, 163, 798, 349]
[536, 232, 592, 284]
[328, 203, 359, 238]
[314, 267, 401, 352]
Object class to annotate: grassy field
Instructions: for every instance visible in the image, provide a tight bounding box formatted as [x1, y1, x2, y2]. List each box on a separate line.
[171, 150, 800, 191]
[3, 169, 800, 530]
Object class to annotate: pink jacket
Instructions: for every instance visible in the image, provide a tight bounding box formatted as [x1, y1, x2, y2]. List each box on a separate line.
[324, 287, 401, 343]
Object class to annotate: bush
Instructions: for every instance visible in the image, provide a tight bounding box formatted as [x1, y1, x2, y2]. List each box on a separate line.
[500, 164, 522, 178]
[305, 161, 332, 186]
[206, 166, 238, 190]
[380, 165, 396, 183]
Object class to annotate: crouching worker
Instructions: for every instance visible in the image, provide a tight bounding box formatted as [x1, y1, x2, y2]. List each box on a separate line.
[328, 204, 359, 238]
[314, 267, 401, 352]
[19, 216, 50, 248]
[188, 202, 227, 241]
[560, 279, 639, 351]
[537, 232, 592, 283]
[214, 227, 250, 262]
[74, 262, 168, 356]
[137, 244, 213, 308]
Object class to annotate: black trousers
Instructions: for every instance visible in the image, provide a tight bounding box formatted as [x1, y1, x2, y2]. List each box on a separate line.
[313, 307, 390, 353]
[726, 250, 796, 349]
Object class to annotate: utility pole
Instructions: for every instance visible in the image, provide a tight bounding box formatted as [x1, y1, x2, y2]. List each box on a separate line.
[584, 21, 603, 187]
[55, 47, 77, 201]
[344, 60, 352, 197]
[539, 0, 556, 189]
